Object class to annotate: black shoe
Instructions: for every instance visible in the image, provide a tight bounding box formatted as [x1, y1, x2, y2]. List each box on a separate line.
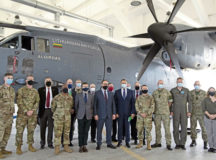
[117, 142, 122, 147]
[69, 142, 73, 147]
[112, 138, 118, 142]
[167, 145, 173, 151]
[126, 143, 130, 148]
[48, 145, 54, 149]
[96, 145, 101, 150]
[91, 139, 96, 143]
[107, 144, 116, 149]
[181, 145, 186, 150]
[204, 142, 208, 150]
[151, 143, 162, 148]
[175, 145, 181, 149]
[213, 149, 216, 153]
[79, 146, 83, 153]
[40, 145, 45, 149]
[134, 140, 138, 145]
[208, 148, 214, 152]
[190, 140, 196, 147]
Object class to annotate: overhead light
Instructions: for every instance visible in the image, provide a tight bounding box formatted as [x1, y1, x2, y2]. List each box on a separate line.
[14, 15, 22, 25]
[130, 0, 142, 6]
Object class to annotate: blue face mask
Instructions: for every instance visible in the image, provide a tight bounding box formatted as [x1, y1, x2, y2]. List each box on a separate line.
[177, 83, 183, 87]
[82, 88, 89, 92]
[121, 84, 127, 88]
[194, 85, 200, 90]
[68, 84, 72, 89]
[158, 84, 164, 89]
[76, 83, 81, 87]
[6, 79, 13, 85]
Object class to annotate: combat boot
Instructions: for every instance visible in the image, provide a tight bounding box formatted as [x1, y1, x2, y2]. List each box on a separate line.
[16, 145, 23, 155]
[0, 151, 5, 159]
[136, 140, 143, 149]
[55, 146, 60, 155]
[1, 148, 12, 155]
[147, 141, 152, 150]
[28, 144, 37, 152]
[64, 145, 73, 153]
[204, 141, 208, 149]
[190, 140, 196, 147]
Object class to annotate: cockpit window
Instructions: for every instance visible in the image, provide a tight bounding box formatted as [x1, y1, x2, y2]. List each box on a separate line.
[0, 37, 19, 49]
[37, 38, 50, 53]
[22, 36, 35, 51]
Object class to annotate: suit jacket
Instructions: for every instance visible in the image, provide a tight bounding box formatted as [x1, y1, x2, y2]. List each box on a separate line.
[114, 89, 136, 117]
[75, 92, 94, 120]
[93, 89, 116, 119]
[38, 86, 59, 118]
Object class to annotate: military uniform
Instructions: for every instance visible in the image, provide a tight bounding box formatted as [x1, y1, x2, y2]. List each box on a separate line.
[152, 88, 172, 146]
[190, 89, 207, 142]
[170, 87, 191, 146]
[51, 93, 73, 146]
[135, 94, 155, 144]
[15, 86, 40, 146]
[0, 85, 15, 149]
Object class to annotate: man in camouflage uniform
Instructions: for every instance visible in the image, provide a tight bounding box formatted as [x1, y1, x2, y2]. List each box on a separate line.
[15, 75, 40, 155]
[0, 73, 15, 159]
[189, 81, 208, 149]
[151, 80, 173, 150]
[52, 84, 73, 155]
[135, 85, 155, 150]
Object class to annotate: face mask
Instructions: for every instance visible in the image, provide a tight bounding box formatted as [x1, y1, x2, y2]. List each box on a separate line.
[108, 86, 114, 92]
[121, 84, 127, 88]
[158, 84, 164, 89]
[209, 91, 215, 96]
[103, 86, 108, 90]
[68, 84, 72, 89]
[127, 86, 131, 89]
[135, 86, 140, 90]
[177, 83, 183, 87]
[76, 83, 81, 87]
[46, 81, 51, 87]
[194, 85, 200, 90]
[82, 88, 89, 92]
[6, 79, 13, 85]
[27, 80, 34, 85]
[142, 90, 148, 94]
[62, 88, 68, 93]
[90, 88, 95, 92]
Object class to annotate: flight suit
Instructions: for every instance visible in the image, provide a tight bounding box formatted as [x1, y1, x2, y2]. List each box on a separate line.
[52, 93, 73, 146]
[190, 89, 207, 142]
[152, 88, 173, 145]
[15, 86, 40, 146]
[170, 87, 191, 146]
[0, 85, 15, 149]
[135, 94, 155, 143]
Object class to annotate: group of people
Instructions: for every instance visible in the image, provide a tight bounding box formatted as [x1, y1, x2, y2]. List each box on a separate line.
[0, 73, 216, 159]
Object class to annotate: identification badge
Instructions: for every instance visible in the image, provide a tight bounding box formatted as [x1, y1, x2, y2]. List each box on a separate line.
[180, 91, 184, 95]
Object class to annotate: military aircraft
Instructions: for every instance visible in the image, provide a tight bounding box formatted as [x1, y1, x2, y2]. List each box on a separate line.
[0, 0, 216, 92]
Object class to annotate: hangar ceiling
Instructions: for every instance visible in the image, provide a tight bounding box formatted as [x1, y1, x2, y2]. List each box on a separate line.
[0, 0, 216, 47]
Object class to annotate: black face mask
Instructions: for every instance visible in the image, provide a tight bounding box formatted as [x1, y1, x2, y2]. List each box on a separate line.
[103, 86, 108, 90]
[46, 81, 51, 87]
[62, 88, 68, 93]
[27, 80, 34, 85]
[209, 91, 215, 96]
[135, 86, 140, 90]
[142, 90, 148, 94]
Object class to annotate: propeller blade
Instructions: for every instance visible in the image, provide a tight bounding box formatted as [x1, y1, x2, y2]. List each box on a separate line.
[163, 42, 183, 77]
[146, 0, 159, 23]
[167, 0, 185, 24]
[175, 27, 216, 34]
[137, 43, 161, 81]
[128, 33, 151, 38]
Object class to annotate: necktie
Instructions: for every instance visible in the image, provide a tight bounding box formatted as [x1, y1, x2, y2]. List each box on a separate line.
[136, 91, 139, 99]
[104, 90, 108, 102]
[46, 88, 50, 108]
[123, 89, 126, 99]
[84, 93, 87, 103]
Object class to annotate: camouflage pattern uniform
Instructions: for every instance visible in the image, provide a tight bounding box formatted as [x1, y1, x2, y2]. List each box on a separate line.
[52, 93, 73, 146]
[190, 89, 207, 142]
[0, 84, 15, 149]
[135, 94, 155, 142]
[152, 88, 173, 145]
[15, 86, 40, 146]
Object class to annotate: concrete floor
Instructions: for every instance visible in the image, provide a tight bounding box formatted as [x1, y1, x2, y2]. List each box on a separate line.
[3, 119, 216, 160]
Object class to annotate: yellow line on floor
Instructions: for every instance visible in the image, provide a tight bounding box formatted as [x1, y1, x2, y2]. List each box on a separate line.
[102, 129, 146, 160]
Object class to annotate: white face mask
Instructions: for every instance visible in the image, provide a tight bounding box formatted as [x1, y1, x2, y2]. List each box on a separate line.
[90, 88, 95, 92]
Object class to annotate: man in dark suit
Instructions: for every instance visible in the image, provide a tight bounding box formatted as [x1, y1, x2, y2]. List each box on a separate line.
[38, 77, 59, 149]
[75, 82, 94, 153]
[94, 80, 116, 150]
[115, 79, 135, 148]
